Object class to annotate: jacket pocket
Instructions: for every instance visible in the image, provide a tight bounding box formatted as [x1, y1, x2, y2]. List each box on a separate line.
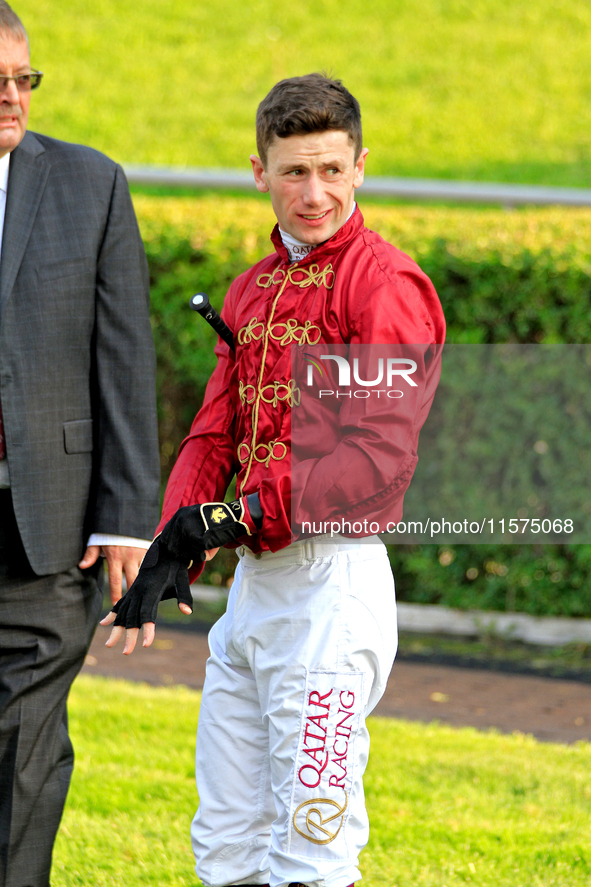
[63, 419, 93, 454]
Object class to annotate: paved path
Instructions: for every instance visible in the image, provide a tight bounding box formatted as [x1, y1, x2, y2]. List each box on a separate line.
[83, 626, 591, 745]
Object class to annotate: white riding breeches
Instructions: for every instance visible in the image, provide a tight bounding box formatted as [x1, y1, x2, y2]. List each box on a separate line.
[191, 536, 397, 887]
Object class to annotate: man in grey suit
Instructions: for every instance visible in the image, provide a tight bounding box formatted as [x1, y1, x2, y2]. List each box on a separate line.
[0, 4, 161, 885]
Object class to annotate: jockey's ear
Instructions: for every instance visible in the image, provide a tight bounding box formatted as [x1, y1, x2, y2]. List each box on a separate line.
[353, 148, 369, 190]
[250, 155, 269, 193]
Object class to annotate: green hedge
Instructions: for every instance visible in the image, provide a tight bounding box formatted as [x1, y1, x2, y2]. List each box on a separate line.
[137, 196, 591, 613]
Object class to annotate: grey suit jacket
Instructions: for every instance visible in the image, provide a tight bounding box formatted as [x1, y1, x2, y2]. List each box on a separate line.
[0, 131, 160, 576]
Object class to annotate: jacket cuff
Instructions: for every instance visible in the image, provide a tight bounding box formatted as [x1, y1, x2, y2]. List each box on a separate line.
[240, 494, 260, 535]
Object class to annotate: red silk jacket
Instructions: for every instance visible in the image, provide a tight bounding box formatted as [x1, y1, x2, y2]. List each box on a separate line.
[158, 207, 445, 573]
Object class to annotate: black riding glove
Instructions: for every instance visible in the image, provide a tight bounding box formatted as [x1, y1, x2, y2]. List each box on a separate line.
[110, 494, 263, 630]
[111, 539, 193, 629]
[159, 493, 263, 562]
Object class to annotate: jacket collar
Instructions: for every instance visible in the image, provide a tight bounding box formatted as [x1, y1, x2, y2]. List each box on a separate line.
[270, 204, 364, 265]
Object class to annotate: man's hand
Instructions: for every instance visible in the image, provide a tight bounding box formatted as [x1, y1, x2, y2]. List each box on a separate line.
[95, 492, 260, 658]
[79, 544, 147, 606]
[100, 544, 219, 655]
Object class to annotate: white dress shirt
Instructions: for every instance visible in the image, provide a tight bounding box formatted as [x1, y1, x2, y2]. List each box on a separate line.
[0, 151, 150, 551]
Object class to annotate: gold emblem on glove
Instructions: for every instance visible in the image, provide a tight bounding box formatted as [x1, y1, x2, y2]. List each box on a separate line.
[293, 793, 348, 845]
[210, 507, 227, 524]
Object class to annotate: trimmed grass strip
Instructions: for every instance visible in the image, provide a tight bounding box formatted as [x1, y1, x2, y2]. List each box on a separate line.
[53, 675, 591, 886]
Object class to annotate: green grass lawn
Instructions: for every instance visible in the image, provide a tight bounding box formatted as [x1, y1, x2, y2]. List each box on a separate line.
[12, 0, 591, 186]
[53, 675, 591, 887]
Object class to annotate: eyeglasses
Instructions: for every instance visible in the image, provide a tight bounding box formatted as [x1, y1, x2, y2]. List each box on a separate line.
[0, 71, 43, 93]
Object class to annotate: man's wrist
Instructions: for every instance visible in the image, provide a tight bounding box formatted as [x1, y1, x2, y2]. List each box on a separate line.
[200, 498, 256, 538]
[159, 494, 264, 563]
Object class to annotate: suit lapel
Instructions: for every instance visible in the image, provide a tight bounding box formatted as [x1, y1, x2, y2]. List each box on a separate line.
[0, 131, 49, 314]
